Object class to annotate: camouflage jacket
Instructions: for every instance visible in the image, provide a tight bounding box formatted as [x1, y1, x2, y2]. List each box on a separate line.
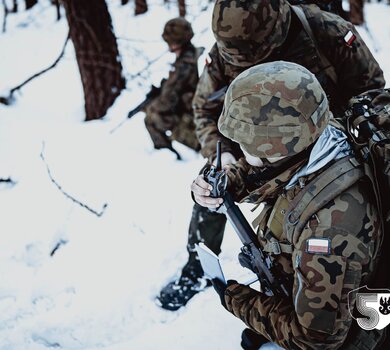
[150, 43, 199, 116]
[192, 5, 385, 160]
[223, 156, 383, 349]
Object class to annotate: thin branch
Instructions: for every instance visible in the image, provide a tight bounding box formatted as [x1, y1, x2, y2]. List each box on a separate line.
[50, 239, 68, 256]
[127, 50, 169, 81]
[53, 0, 61, 21]
[117, 36, 161, 43]
[40, 142, 108, 218]
[0, 31, 70, 105]
[0, 177, 17, 189]
[9, 32, 70, 95]
[2, 0, 8, 33]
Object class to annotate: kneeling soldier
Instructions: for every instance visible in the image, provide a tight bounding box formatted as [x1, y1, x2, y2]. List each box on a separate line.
[191, 61, 385, 349]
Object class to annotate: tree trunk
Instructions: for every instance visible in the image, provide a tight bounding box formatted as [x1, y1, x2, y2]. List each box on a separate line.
[178, 0, 186, 17]
[62, 0, 125, 121]
[25, 0, 38, 10]
[134, 0, 147, 15]
[12, 0, 18, 13]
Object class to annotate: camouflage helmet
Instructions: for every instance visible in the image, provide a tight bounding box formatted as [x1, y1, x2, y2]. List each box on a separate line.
[162, 17, 194, 46]
[218, 61, 330, 158]
[212, 0, 291, 67]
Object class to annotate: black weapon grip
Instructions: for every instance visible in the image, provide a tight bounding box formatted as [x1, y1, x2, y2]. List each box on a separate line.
[223, 193, 289, 297]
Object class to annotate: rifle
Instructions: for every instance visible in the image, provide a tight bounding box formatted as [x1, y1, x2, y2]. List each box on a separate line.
[110, 81, 164, 134]
[203, 141, 290, 297]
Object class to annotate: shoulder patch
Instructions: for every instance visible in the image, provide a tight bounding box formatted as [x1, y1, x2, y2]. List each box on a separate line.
[344, 30, 356, 47]
[306, 238, 331, 255]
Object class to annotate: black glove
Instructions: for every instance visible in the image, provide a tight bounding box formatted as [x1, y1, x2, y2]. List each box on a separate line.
[211, 278, 237, 310]
[241, 328, 269, 350]
[238, 252, 256, 273]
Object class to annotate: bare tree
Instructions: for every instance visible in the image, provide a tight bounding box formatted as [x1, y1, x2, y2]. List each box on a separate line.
[52, 0, 61, 21]
[178, 0, 185, 17]
[12, 0, 17, 12]
[135, 0, 147, 15]
[62, 0, 125, 121]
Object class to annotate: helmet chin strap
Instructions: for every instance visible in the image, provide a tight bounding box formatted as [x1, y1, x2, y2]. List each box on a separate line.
[248, 143, 314, 185]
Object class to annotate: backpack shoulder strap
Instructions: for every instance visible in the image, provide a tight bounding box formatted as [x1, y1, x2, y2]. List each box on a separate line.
[284, 156, 365, 243]
[291, 5, 338, 86]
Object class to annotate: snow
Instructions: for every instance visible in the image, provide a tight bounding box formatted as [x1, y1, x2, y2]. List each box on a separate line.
[0, 1, 389, 349]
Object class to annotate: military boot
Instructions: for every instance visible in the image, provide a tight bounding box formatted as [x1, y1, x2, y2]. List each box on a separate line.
[156, 258, 211, 311]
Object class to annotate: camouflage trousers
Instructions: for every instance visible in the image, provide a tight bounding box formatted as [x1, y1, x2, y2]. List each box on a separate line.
[186, 203, 227, 263]
[144, 106, 200, 151]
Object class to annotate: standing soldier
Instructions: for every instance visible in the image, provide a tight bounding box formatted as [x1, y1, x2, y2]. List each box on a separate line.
[157, 0, 384, 311]
[191, 61, 386, 350]
[144, 17, 200, 160]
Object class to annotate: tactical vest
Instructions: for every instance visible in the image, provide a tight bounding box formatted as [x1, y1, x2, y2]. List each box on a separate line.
[256, 155, 386, 349]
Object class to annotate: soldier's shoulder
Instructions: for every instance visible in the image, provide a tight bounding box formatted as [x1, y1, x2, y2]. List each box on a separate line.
[299, 4, 352, 37]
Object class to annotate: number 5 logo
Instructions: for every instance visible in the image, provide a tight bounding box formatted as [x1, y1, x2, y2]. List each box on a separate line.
[348, 286, 390, 330]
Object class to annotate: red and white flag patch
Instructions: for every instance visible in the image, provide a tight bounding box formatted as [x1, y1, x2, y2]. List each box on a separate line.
[205, 53, 212, 66]
[344, 30, 356, 47]
[306, 238, 331, 254]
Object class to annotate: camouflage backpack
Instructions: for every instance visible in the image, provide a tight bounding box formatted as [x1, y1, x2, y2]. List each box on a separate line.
[283, 88, 390, 291]
[288, 0, 348, 19]
[342, 88, 390, 289]
[280, 88, 390, 350]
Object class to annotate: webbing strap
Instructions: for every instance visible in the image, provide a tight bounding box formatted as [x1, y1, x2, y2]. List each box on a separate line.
[284, 157, 364, 243]
[292, 5, 338, 87]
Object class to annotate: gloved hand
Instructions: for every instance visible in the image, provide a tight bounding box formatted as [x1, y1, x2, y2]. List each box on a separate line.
[238, 252, 256, 273]
[211, 278, 238, 310]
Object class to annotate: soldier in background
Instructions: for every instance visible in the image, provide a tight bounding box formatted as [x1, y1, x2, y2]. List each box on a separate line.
[192, 61, 385, 350]
[157, 0, 384, 313]
[349, 0, 364, 25]
[144, 17, 200, 159]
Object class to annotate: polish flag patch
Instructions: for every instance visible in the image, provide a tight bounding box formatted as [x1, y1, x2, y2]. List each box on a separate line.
[306, 238, 331, 255]
[205, 53, 212, 66]
[344, 30, 356, 47]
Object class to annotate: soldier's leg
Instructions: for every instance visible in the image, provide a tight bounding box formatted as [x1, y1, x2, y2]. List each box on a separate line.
[144, 109, 172, 149]
[187, 203, 227, 259]
[171, 113, 200, 151]
[157, 203, 227, 311]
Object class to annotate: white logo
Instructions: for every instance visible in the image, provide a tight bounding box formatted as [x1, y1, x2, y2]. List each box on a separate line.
[348, 286, 390, 330]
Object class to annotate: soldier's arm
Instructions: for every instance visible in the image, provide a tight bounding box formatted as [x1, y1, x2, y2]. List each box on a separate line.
[152, 54, 197, 114]
[314, 11, 385, 101]
[223, 188, 376, 349]
[192, 45, 235, 160]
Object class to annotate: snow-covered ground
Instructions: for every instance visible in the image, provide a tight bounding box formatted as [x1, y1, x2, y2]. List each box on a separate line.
[0, 1, 389, 349]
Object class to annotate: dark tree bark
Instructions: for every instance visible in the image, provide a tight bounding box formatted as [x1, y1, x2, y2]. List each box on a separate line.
[12, 0, 17, 12]
[25, 0, 38, 10]
[178, 0, 186, 17]
[62, 0, 125, 121]
[134, 0, 147, 15]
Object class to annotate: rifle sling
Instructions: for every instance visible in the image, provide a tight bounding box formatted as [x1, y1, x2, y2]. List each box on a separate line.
[291, 5, 338, 87]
